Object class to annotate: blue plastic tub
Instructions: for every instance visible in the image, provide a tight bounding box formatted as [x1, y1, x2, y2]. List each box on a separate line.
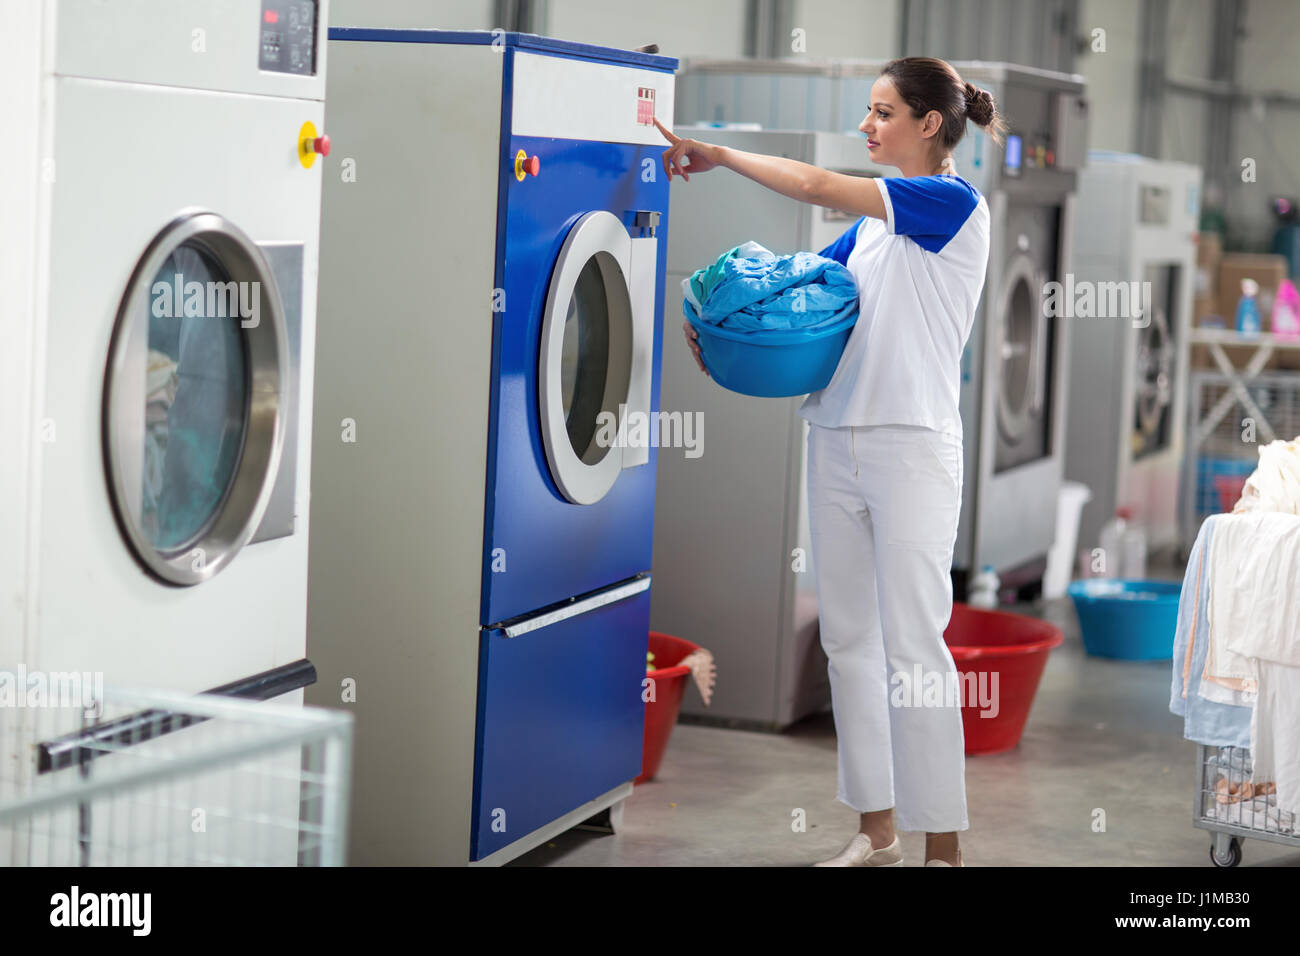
[1066, 579, 1181, 660]
[684, 305, 857, 398]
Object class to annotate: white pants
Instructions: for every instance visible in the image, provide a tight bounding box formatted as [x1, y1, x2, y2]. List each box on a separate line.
[806, 423, 969, 832]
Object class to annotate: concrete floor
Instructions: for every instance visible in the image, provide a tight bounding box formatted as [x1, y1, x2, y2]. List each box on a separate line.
[512, 563, 1300, 867]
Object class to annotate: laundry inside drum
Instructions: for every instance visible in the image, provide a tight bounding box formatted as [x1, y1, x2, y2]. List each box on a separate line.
[139, 241, 250, 552]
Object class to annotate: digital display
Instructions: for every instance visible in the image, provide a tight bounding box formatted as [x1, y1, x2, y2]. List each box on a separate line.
[1004, 134, 1022, 176]
[259, 0, 316, 75]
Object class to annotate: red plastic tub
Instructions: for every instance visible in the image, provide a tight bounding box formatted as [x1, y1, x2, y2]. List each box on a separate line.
[636, 631, 699, 784]
[943, 603, 1064, 755]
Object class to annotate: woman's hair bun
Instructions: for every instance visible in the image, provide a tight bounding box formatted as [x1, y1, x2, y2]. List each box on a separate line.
[963, 81, 994, 126]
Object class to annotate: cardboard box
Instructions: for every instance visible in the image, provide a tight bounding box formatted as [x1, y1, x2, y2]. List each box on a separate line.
[1197, 231, 1223, 266]
[1217, 253, 1288, 328]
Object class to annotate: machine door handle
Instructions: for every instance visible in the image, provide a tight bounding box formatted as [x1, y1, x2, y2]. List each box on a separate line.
[498, 576, 651, 638]
[33, 659, 318, 774]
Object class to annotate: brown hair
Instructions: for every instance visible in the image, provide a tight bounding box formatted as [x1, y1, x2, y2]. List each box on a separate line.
[878, 57, 1008, 153]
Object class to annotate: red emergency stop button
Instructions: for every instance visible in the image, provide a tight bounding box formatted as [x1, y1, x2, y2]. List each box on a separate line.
[299, 121, 328, 168]
[514, 149, 541, 181]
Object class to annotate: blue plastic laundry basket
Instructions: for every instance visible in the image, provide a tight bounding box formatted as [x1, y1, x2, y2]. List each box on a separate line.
[683, 303, 857, 398]
[1066, 579, 1181, 660]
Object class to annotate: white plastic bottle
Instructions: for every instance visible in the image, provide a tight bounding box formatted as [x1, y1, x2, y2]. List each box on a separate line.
[1098, 507, 1134, 579]
[1122, 518, 1147, 579]
[969, 565, 1000, 608]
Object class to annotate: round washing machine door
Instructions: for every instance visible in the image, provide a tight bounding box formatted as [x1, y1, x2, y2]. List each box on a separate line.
[538, 210, 636, 506]
[994, 253, 1043, 446]
[103, 210, 289, 586]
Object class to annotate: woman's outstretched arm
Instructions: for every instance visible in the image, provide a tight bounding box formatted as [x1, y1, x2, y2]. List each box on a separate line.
[656, 117, 886, 220]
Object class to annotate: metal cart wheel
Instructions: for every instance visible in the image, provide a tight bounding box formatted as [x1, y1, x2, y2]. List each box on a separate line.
[1210, 835, 1242, 867]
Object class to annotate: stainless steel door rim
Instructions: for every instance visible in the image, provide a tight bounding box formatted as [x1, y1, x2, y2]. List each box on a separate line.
[103, 209, 289, 586]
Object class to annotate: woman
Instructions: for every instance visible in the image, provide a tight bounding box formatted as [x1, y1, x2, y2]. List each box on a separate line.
[655, 57, 1005, 867]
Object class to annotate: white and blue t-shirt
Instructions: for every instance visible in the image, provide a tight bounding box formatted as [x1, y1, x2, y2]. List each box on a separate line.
[799, 174, 990, 440]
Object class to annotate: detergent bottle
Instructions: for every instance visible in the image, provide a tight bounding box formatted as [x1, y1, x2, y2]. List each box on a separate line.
[1236, 278, 1261, 335]
[1272, 278, 1300, 339]
[968, 565, 1000, 608]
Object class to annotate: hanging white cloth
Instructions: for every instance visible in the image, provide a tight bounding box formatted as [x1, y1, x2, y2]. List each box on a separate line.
[1232, 438, 1300, 515]
[1206, 510, 1300, 815]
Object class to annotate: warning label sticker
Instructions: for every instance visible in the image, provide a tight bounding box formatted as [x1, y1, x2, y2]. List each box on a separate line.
[637, 86, 656, 125]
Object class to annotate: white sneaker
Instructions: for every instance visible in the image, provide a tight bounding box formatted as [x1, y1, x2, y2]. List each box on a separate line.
[812, 832, 903, 867]
[924, 850, 964, 867]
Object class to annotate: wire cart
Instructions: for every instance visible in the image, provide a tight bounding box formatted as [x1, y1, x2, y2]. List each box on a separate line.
[1182, 349, 1300, 864]
[1180, 364, 1300, 556]
[0, 682, 353, 866]
[1195, 743, 1299, 866]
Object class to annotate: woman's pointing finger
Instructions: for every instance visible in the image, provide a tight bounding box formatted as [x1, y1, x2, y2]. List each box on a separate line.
[653, 116, 677, 143]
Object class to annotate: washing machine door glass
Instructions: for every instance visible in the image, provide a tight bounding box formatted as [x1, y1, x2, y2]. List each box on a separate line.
[539, 211, 635, 505]
[995, 254, 1042, 447]
[141, 244, 247, 550]
[104, 211, 289, 586]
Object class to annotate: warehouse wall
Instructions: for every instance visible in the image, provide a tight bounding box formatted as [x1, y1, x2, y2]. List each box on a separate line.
[1230, 0, 1300, 249]
[788, 0, 900, 60]
[900, 0, 1081, 73]
[1075, 0, 1140, 153]
[1161, 0, 1213, 169]
[546, 0, 748, 59]
[330, 0, 494, 29]
[1073, 0, 1214, 159]
[328, 0, 898, 62]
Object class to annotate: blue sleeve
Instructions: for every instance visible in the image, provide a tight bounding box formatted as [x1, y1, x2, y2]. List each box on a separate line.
[880, 176, 979, 253]
[816, 217, 864, 267]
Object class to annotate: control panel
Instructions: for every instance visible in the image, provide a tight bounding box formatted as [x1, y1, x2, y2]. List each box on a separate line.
[999, 84, 1089, 178]
[259, 0, 318, 75]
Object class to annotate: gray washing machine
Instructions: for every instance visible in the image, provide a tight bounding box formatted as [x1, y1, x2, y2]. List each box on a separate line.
[674, 59, 1089, 596]
[950, 63, 1089, 595]
[655, 127, 884, 730]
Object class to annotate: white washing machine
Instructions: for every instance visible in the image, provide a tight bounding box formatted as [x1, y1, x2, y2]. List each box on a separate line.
[1, 0, 329, 699]
[1066, 152, 1201, 556]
